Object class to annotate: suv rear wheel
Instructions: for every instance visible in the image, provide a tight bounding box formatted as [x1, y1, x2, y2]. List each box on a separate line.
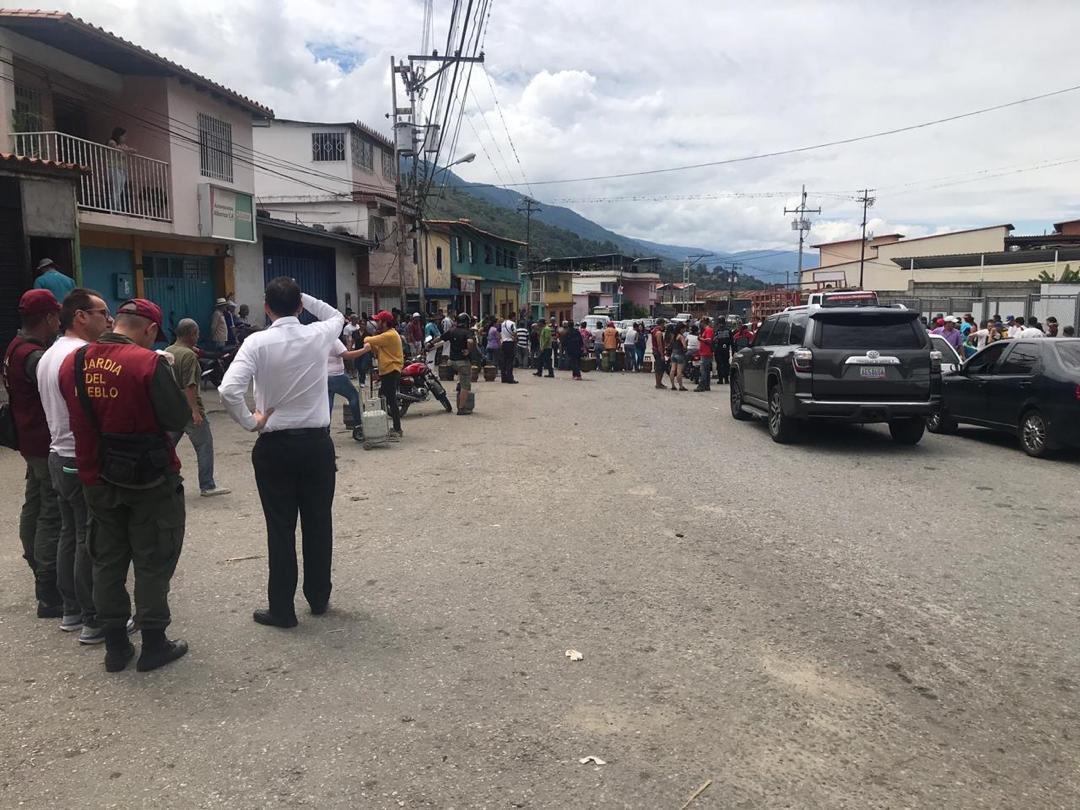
[767, 382, 799, 443]
[729, 373, 751, 421]
[889, 417, 925, 445]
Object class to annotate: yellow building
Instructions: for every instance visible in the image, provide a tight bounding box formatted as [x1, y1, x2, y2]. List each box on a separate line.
[525, 270, 574, 324]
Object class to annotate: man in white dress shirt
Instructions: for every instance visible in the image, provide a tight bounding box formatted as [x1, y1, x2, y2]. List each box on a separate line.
[219, 277, 344, 628]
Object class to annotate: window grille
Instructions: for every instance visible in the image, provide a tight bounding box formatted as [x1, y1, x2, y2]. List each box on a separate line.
[198, 113, 233, 182]
[352, 135, 374, 170]
[312, 132, 346, 162]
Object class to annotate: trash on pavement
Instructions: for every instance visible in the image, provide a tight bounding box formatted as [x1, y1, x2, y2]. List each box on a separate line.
[579, 756, 606, 766]
[565, 649, 584, 661]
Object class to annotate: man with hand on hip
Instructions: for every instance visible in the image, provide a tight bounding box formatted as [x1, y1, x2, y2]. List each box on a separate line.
[219, 278, 345, 629]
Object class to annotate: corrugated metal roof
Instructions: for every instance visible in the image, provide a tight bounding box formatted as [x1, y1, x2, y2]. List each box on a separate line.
[424, 218, 526, 246]
[0, 10, 273, 117]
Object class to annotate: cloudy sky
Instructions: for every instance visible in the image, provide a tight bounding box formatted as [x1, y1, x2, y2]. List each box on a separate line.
[54, 0, 1080, 253]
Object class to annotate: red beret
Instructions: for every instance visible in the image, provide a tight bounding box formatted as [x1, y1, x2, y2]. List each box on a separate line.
[18, 289, 60, 316]
[117, 298, 163, 330]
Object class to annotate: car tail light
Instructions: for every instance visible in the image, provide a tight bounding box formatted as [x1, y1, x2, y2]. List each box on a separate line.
[930, 350, 942, 372]
[793, 348, 813, 372]
[1075, 384, 1080, 401]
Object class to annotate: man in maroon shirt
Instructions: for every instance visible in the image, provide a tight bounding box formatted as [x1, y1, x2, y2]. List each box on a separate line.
[3, 289, 63, 616]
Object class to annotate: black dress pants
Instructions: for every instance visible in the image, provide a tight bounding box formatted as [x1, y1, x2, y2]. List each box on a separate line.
[252, 429, 336, 619]
[500, 342, 516, 382]
[379, 370, 402, 432]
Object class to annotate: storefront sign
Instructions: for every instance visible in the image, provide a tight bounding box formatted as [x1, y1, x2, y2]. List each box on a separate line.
[198, 184, 256, 243]
[458, 278, 476, 293]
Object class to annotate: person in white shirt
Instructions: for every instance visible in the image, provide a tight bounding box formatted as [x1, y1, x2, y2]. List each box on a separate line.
[219, 278, 345, 629]
[1006, 317, 1024, 339]
[327, 335, 366, 431]
[36, 288, 114, 643]
[1018, 318, 1045, 338]
[499, 315, 518, 383]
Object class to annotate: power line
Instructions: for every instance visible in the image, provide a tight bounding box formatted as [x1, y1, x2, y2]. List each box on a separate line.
[481, 64, 532, 195]
[467, 87, 518, 187]
[453, 80, 1080, 188]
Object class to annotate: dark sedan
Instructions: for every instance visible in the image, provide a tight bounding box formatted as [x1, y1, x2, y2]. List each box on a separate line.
[927, 338, 1080, 457]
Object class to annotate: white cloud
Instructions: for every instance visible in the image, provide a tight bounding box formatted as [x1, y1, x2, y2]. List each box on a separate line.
[50, 0, 1080, 252]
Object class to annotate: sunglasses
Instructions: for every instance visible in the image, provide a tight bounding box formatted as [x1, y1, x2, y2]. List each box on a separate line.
[80, 307, 112, 318]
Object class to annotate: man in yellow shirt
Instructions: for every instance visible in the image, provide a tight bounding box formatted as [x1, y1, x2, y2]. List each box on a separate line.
[602, 322, 619, 372]
[354, 310, 404, 439]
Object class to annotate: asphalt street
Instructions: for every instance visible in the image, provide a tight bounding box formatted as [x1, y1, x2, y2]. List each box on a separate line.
[1, 369, 1078, 809]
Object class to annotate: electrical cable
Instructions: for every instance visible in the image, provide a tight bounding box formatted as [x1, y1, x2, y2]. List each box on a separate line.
[452, 80, 1080, 188]
[480, 64, 532, 195]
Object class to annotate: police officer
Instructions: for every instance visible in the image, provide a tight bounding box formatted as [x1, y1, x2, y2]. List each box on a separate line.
[3, 289, 63, 616]
[59, 299, 192, 673]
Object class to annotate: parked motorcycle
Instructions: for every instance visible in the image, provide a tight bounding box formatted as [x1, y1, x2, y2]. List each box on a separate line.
[397, 351, 453, 417]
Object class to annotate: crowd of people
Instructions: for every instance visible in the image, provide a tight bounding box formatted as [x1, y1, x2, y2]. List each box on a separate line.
[925, 312, 1075, 356]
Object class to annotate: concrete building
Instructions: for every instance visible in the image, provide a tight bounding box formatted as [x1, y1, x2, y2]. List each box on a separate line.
[523, 269, 574, 324]
[252, 118, 418, 314]
[803, 224, 1014, 293]
[536, 254, 660, 320]
[0, 10, 272, 339]
[233, 214, 372, 323]
[0, 152, 82, 347]
[426, 219, 524, 319]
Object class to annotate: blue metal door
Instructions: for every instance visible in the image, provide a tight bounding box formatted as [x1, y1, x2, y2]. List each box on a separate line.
[142, 253, 216, 343]
[263, 238, 337, 323]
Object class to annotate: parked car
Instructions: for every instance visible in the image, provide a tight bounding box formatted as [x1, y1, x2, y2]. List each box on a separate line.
[582, 314, 611, 341]
[928, 333, 962, 374]
[927, 338, 1080, 457]
[730, 306, 941, 444]
[672, 313, 693, 324]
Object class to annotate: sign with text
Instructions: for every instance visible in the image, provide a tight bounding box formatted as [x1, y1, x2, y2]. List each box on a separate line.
[458, 278, 476, 293]
[198, 184, 256, 243]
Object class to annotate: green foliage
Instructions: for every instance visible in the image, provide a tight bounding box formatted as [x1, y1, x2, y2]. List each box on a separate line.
[1037, 264, 1080, 283]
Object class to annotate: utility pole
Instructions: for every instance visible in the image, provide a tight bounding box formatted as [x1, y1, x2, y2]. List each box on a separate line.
[856, 189, 875, 289]
[389, 47, 484, 313]
[517, 196, 541, 318]
[727, 262, 740, 319]
[784, 184, 820, 285]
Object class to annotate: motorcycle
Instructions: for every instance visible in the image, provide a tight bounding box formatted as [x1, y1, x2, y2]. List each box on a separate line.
[196, 345, 234, 388]
[397, 350, 453, 417]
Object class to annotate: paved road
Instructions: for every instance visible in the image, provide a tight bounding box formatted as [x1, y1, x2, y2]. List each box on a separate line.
[1, 371, 1077, 808]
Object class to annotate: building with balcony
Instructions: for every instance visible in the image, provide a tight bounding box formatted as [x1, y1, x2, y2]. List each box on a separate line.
[524, 268, 574, 325]
[252, 118, 418, 315]
[426, 219, 524, 319]
[0, 10, 272, 339]
[549, 253, 660, 320]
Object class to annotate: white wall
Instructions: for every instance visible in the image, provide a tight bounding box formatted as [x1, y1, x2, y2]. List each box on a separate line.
[253, 122, 351, 201]
[166, 79, 257, 238]
[232, 241, 265, 319]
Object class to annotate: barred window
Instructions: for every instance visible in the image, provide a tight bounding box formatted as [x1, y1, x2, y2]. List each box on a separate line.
[198, 113, 233, 182]
[352, 135, 374, 170]
[381, 149, 396, 179]
[312, 132, 346, 162]
[369, 216, 387, 244]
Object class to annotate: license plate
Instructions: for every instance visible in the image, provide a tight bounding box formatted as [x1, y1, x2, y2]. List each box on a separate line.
[859, 366, 886, 378]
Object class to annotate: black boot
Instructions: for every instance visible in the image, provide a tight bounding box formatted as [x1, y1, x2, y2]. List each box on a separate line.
[35, 578, 63, 618]
[136, 628, 189, 672]
[104, 626, 136, 672]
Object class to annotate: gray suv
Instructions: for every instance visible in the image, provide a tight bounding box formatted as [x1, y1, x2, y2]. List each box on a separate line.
[730, 307, 941, 444]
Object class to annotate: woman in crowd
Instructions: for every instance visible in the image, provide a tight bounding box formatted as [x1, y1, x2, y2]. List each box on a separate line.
[485, 316, 501, 365]
[669, 322, 689, 391]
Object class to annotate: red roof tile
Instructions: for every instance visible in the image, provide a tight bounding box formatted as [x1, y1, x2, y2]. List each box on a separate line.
[0, 151, 86, 173]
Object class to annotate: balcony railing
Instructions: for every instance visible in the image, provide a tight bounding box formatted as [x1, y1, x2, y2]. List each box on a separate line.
[11, 131, 171, 221]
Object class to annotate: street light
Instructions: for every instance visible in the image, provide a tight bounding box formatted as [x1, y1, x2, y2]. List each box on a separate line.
[433, 152, 476, 177]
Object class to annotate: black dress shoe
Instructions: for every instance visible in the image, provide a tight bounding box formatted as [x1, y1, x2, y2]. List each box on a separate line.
[105, 641, 136, 673]
[309, 602, 329, 616]
[136, 639, 189, 672]
[253, 609, 298, 628]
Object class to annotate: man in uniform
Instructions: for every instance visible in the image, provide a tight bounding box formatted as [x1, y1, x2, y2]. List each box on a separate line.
[60, 299, 192, 673]
[4, 289, 63, 617]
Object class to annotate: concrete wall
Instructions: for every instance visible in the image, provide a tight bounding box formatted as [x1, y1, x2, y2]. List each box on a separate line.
[425, 230, 452, 290]
[877, 226, 1009, 262]
[166, 79, 257, 239]
[253, 122, 352, 200]
[622, 277, 659, 309]
[817, 241, 864, 268]
[20, 176, 77, 238]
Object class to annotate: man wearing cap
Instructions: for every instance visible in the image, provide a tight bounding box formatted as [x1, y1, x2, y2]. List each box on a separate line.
[209, 298, 229, 350]
[59, 298, 192, 672]
[4, 289, 64, 617]
[33, 258, 75, 302]
[37, 288, 115, 643]
[219, 278, 345, 628]
[354, 310, 405, 439]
